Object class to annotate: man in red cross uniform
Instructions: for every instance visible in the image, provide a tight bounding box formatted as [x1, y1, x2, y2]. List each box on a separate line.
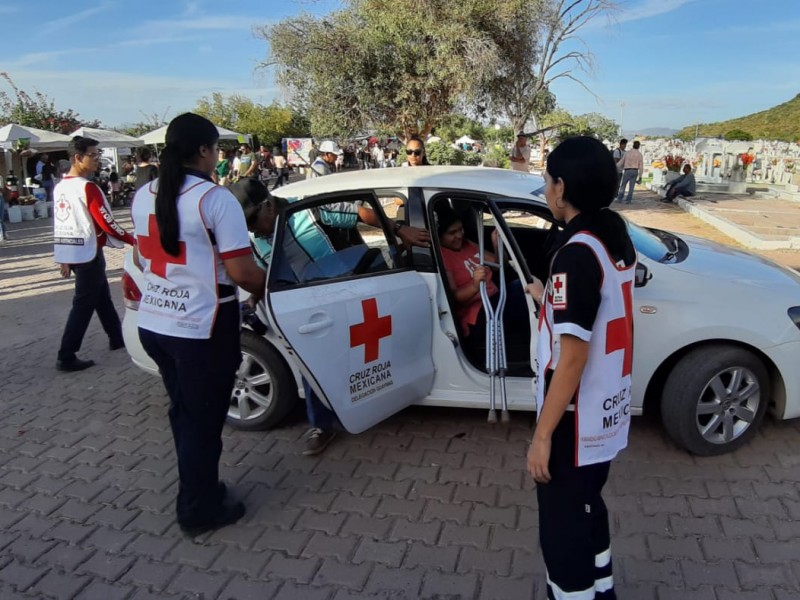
[53, 136, 136, 372]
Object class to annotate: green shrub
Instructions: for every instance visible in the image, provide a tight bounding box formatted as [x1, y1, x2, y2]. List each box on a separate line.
[725, 128, 753, 141]
[426, 141, 465, 165]
[462, 152, 483, 166]
[482, 144, 510, 169]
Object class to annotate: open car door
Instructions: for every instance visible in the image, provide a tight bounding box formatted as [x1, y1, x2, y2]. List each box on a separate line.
[264, 191, 435, 433]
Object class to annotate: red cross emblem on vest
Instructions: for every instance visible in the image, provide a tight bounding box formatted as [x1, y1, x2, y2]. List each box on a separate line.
[137, 214, 187, 278]
[349, 298, 392, 363]
[605, 280, 633, 377]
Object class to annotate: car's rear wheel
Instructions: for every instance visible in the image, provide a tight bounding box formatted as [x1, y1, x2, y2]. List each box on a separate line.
[227, 330, 298, 431]
[661, 345, 769, 455]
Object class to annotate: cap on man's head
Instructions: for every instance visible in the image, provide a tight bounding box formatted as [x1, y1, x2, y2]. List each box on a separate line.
[229, 178, 270, 214]
[319, 140, 343, 155]
[516, 131, 527, 137]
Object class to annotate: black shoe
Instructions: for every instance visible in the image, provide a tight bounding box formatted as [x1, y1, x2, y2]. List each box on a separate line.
[56, 358, 95, 372]
[109, 339, 125, 351]
[179, 498, 246, 537]
[302, 428, 337, 456]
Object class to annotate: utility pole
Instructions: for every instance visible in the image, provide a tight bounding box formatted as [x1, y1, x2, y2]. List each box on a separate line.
[619, 101, 625, 137]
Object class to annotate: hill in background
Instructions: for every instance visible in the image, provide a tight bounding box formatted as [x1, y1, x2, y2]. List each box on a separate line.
[624, 127, 678, 138]
[676, 93, 800, 142]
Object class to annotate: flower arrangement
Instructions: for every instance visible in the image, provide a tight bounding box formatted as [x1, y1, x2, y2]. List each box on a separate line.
[740, 153, 755, 168]
[713, 158, 722, 168]
[785, 159, 795, 173]
[664, 155, 684, 172]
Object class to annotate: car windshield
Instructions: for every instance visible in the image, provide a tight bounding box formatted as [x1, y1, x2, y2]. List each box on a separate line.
[627, 221, 676, 262]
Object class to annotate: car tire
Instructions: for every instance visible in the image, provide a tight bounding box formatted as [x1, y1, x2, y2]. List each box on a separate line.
[227, 330, 298, 431]
[661, 345, 769, 455]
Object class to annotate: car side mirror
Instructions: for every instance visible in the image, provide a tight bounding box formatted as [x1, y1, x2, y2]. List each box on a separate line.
[635, 263, 652, 288]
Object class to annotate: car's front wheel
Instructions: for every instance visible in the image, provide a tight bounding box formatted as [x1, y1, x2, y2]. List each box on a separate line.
[227, 330, 298, 431]
[661, 345, 769, 455]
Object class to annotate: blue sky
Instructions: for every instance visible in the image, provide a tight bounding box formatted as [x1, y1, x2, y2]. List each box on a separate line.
[2, 0, 799, 133]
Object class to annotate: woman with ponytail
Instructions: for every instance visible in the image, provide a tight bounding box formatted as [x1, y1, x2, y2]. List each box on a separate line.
[132, 113, 265, 536]
[526, 136, 635, 599]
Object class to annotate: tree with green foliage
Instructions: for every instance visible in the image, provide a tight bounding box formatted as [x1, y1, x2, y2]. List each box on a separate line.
[476, 0, 616, 134]
[434, 114, 486, 144]
[193, 93, 309, 148]
[540, 107, 619, 143]
[725, 128, 753, 141]
[260, 0, 501, 139]
[0, 72, 100, 133]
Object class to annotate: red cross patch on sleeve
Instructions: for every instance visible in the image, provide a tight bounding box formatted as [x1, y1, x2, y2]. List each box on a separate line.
[551, 273, 567, 309]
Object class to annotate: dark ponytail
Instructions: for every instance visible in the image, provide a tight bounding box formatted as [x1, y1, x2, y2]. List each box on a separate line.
[155, 113, 219, 256]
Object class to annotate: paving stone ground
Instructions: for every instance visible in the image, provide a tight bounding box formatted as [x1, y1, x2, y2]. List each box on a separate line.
[1, 188, 800, 600]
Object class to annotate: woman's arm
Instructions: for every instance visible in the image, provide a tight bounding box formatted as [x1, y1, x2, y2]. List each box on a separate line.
[527, 334, 590, 483]
[223, 254, 266, 300]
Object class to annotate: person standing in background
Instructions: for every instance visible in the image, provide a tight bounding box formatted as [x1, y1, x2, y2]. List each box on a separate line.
[509, 132, 531, 172]
[238, 144, 257, 180]
[612, 139, 627, 192]
[215, 148, 230, 185]
[615, 140, 643, 204]
[135, 147, 159, 191]
[53, 136, 136, 372]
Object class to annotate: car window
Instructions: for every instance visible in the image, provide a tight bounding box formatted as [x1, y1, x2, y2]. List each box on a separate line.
[270, 195, 400, 289]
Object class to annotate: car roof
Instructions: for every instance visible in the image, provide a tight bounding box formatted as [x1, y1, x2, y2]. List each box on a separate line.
[271, 166, 546, 201]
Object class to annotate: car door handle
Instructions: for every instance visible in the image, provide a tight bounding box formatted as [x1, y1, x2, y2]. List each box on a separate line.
[298, 318, 334, 334]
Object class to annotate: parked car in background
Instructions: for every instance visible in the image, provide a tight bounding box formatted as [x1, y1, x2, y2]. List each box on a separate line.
[122, 167, 800, 455]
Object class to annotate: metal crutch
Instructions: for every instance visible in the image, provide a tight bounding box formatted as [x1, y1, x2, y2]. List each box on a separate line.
[476, 217, 498, 423]
[493, 228, 511, 423]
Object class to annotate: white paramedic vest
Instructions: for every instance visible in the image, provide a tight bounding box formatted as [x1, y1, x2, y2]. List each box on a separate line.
[536, 231, 636, 466]
[133, 178, 235, 339]
[53, 176, 110, 264]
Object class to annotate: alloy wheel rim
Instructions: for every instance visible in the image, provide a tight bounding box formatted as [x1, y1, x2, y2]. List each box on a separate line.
[695, 366, 760, 445]
[229, 351, 274, 421]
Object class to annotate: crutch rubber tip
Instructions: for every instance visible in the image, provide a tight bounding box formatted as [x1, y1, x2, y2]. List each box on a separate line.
[487, 410, 498, 424]
[500, 410, 510, 423]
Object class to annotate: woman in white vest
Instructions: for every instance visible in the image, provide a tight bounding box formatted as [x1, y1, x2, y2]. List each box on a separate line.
[132, 113, 266, 536]
[527, 136, 636, 600]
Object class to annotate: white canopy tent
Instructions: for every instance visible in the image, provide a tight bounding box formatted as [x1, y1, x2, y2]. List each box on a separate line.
[0, 124, 71, 151]
[455, 135, 477, 145]
[0, 124, 72, 192]
[138, 124, 250, 145]
[69, 126, 144, 149]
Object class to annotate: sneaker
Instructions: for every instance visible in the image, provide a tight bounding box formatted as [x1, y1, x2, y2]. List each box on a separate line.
[302, 427, 337, 456]
[109, 339, 125, 351]
[56, 357, 95, 372]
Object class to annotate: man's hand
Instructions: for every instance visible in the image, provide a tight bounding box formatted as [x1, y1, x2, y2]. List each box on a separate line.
[396, 225, 431, 248]
[59, 263, 71, 278]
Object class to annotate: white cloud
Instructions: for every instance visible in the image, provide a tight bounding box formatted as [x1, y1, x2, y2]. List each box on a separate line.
[39, 3, 115, 35]
[5, 69, 280, 127]
[616, 0, 697, 24]
[136, 15, 255, 35]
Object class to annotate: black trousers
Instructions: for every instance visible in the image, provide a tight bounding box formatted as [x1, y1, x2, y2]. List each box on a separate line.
[58, 248, 124, 361]
[537, 411, 616, 599]
[139, 301, 241, 527]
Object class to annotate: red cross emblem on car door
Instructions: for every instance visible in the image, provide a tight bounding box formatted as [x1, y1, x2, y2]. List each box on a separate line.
[349, 298, 392, 363]
[137, 214, 187, 278]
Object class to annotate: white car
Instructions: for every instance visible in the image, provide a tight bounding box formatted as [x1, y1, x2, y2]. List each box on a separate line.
[121, 167, 800, 455]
